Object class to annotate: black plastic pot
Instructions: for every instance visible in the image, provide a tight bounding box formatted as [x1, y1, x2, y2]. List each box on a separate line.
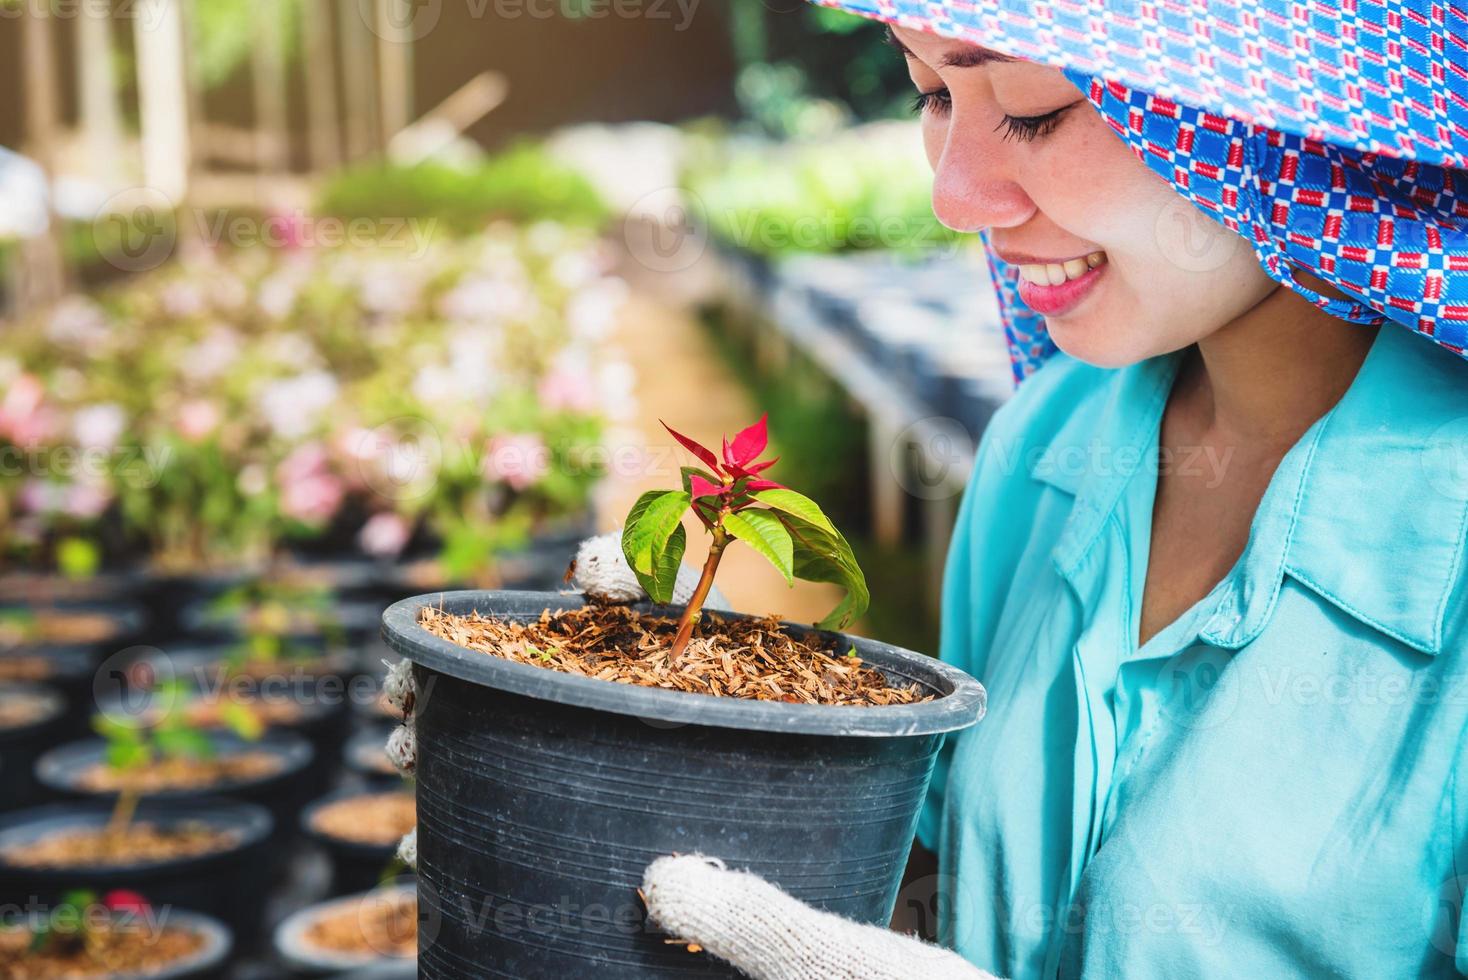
[273, 882, 418, 976]
[35, 730, 316, 845]
[0, 799, 273, 949]
[0, 684, 70, 811]
[104, 644, 355, 764]
[382, 590, 986, 979]
[0, 645, 95, 732]
[0, 598, 148, 656]
[301, 786, 416, 897]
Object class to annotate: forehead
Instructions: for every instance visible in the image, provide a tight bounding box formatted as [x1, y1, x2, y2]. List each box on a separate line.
[884, 24, 1017, 68]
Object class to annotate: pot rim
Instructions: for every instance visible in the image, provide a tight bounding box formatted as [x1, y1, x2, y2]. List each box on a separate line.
[0, 799, 274, 876]
[273, 882, 417, 972]
[35, 729, 315, 800]
[381, 590, 986, 737]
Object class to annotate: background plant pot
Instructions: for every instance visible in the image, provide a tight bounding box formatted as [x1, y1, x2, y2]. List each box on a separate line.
[0, 800, 273, 950]
[382, 590, 987, 979]
[301, 786, 416, 897]
[0, 598, 148, 659]
[0, 645, 96, 733]
[0, 683, 70, 811]
[105, 644, 356, 764]
[272, 882, 418, 977]
[11, 909, 236, 980]
[34, 730, 317, 847]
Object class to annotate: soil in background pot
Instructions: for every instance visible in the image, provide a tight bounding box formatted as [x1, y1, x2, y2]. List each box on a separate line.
[0, 801, 272, 954]
[0, 918, 207, 978]
[0, 684, 69, 811]
[304, 789, 416, 896]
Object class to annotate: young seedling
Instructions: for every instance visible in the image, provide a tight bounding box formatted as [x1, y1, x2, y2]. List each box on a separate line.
[92, 679, 264, 838]
[622, 415, 869, 662]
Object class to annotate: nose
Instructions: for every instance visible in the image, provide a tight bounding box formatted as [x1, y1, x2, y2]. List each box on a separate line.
[928, 118, 1036, 234]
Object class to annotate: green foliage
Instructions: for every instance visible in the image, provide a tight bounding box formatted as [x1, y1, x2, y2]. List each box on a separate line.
[623, 418, 869, 632]
[92, 678, 261, 774]
[316, 146, 611, 234]
[683, 126, 964, 258]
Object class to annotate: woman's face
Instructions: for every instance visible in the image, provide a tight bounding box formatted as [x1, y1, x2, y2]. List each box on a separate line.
[892, 26, 1280, 367]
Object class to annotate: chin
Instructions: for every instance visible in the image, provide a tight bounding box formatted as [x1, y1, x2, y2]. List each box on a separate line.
[1045, 318, 1156, 370]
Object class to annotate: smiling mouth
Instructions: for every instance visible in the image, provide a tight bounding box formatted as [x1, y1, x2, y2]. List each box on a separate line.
[1014, 250, 1107, 286]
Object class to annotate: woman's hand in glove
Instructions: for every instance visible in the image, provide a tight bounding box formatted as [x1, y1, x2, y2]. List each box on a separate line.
[641, 855, 1000, 980]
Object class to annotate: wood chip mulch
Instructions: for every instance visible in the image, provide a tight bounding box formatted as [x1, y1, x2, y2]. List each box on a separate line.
[419, 604, 933, 707]
[0, 923, 206, 978]
[4, 823, 241, 869]
[311, 792, 417, 847]
[303, 892, 417, 959]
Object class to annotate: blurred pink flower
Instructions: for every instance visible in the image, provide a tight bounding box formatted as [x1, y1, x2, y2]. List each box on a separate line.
[537, 361, 598, 414]
[482, 433, 549, 492]
[72, 403, 125, 451]
[358, 512, 411, 557]
[0, 374, 55, 445]
[176, 400, 221, 442]
[266, 210, 311, 252]
[276, 443, 345, 525]
[64, 481, 112, 520]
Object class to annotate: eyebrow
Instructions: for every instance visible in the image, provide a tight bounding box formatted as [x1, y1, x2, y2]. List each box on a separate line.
[883, 25, 1015, 68]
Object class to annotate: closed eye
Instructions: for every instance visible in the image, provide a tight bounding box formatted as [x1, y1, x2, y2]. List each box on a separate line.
[910, 88, 952, 116]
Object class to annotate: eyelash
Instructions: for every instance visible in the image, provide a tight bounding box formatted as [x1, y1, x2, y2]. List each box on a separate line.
[910, 87, 1069, 143]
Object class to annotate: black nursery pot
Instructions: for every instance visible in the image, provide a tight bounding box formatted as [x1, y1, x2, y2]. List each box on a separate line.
[0, 799, 273, 950]
[381, 591, 987, 979]
[0, 684, 70, 811]
[301, 786, 416, 897]
[34, 730, 317, 846]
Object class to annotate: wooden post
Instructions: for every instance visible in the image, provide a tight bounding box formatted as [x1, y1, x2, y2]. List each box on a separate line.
[340, 0, 380, 159]
[375, 0, 415, 146]
[302, 0, 342, 173]
[869, 415, 904, 548]
[133, 0, 192, 203]
[76, 2, 125, 184]
[19, 3, 66, 309]
[251, 0, 290, 174]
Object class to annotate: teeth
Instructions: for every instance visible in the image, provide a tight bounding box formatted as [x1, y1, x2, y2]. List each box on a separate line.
[1018, 250, 1107, 286]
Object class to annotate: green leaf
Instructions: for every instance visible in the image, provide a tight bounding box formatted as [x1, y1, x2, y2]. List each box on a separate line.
[750, 488, 838, 536]
[723, 510, 793, 585]
[764, 509, 870, 631]
[621, 489, 690, 576]
[219, 701, 265, 742]
[636, 522, 687, 605]
[106, 741, 150, 771]
[155, 728, 214, 761]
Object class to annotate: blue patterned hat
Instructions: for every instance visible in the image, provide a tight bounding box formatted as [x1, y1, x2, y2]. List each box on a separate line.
[812, 0, 1468, 382]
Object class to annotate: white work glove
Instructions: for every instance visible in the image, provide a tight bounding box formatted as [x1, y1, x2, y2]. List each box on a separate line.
[642, 855, 1000, 980]
[568, 529, 731, 611]
[384, 532, 735, 868]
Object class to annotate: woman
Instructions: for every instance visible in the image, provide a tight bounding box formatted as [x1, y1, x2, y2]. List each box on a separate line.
[641, 2, 1468, 978]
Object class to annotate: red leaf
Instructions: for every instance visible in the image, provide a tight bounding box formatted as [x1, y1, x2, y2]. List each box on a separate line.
[726, 455, 779, 480]
[689, 474, 724, 500]
[724, 414, 769, 468]
[743, 478, 784, 492]
[102, 891, 151, 915]
[661, 421, 721, 473]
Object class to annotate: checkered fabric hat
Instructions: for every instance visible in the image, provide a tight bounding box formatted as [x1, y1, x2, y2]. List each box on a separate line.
[810, 0, 1468, 382]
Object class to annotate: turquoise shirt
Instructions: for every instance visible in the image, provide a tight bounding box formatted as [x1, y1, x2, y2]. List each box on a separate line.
[919, 323, 1468, 978]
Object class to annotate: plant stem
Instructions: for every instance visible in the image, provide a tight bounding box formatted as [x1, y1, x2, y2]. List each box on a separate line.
[106, 788, 138, 841]
[669, 526, 729, 663]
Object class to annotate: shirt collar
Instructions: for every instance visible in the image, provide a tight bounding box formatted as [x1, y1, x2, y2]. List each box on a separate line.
[1032, 325, 1468, 656]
